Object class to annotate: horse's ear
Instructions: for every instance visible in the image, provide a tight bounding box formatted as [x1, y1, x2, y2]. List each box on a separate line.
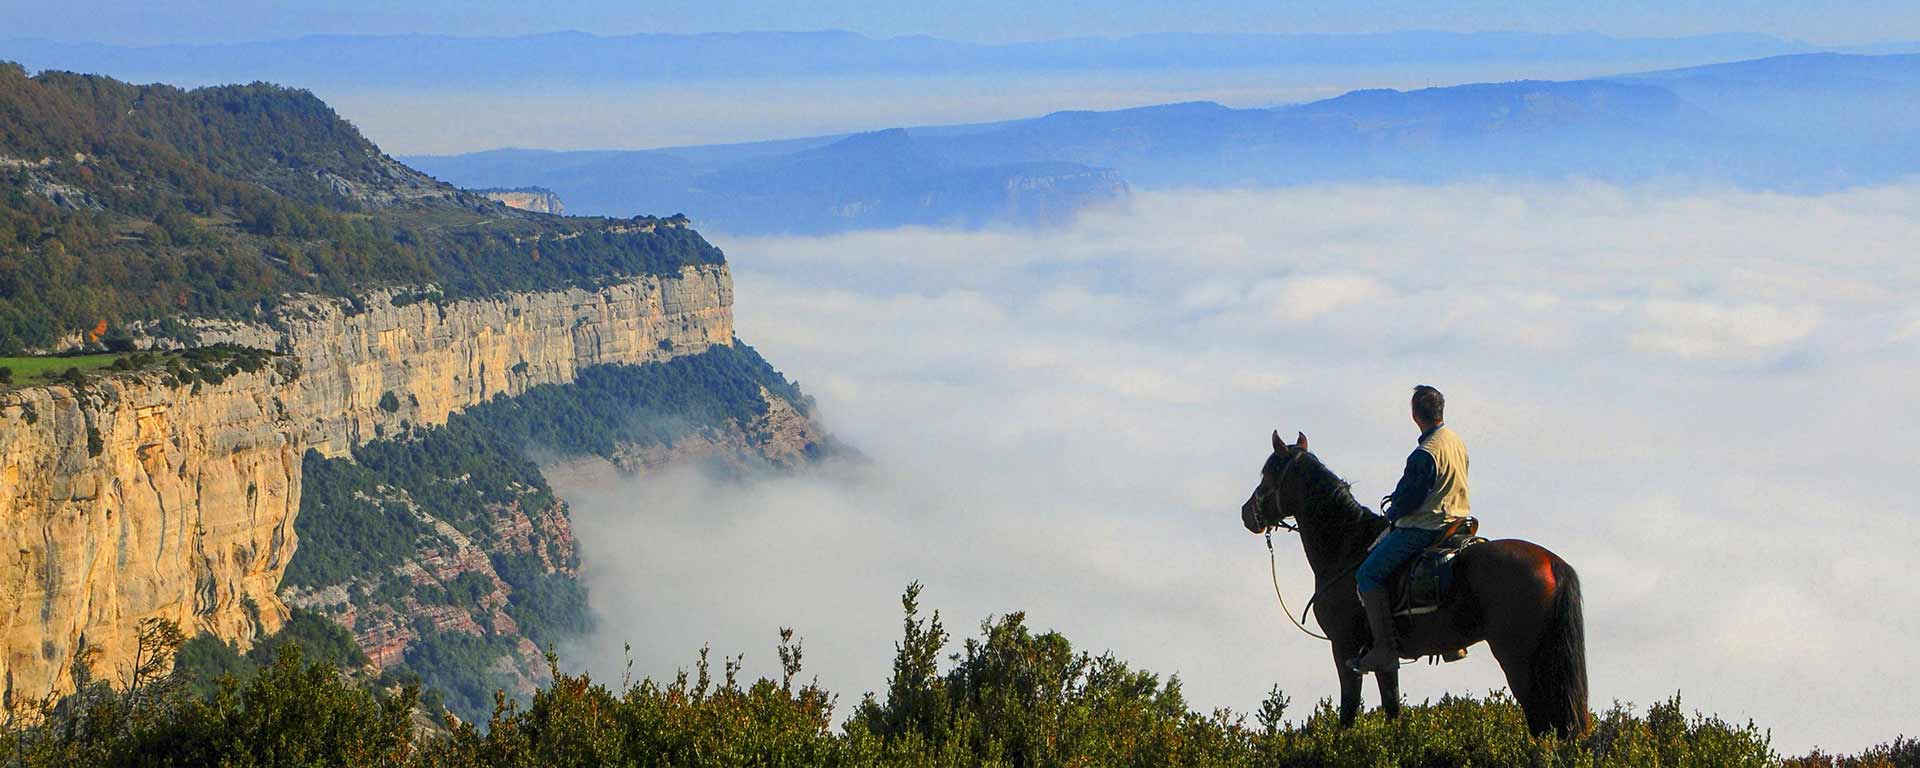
[1272, 429, 1287, 453]
[1296, 432, 1309, 452]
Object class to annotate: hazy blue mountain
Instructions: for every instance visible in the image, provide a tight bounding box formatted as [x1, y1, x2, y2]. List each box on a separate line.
[407, 52, 1920, 233]
[410, 80, 1694, 232]
[407, 131, 1127, 234]
[0, 30, 1823, 88]
[1617, 53, 1920, 138]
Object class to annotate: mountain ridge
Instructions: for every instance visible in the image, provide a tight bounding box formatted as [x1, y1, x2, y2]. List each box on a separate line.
[406, 51, 1920, 232]
[0, 63, 722, 351]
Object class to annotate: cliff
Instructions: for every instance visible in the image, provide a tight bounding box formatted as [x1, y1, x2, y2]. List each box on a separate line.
[478, 187, 565, 215]
[0, 263, 737, 711]
[0, 367, 299, 711]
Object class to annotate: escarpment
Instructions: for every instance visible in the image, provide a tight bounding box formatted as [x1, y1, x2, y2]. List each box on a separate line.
[262, 263, 733, 456]
[0, 367, 300, 711]
[0, 264, 741, 710]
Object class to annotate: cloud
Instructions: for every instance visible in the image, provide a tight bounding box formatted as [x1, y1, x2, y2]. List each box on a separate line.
[557, 182, 1919, 756]
[1254, 273, 1392, 323]
[1630, 299, 1824, 363]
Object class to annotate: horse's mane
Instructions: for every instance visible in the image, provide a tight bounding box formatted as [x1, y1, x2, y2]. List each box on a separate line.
[1276, 450, 1383, 539]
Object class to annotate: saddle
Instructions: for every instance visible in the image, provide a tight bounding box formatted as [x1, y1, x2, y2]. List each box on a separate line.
[1389, 517, 1485, 618]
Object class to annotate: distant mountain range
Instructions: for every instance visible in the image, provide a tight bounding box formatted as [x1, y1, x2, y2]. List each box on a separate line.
[402, 52, 1920, 234]
[403, 131, 1129, 234]
[3, 30, 1891, 88]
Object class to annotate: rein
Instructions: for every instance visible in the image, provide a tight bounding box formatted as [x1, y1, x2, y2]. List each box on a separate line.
[1265, 529, 1330, 641]
[1258, 453, 1367, 644]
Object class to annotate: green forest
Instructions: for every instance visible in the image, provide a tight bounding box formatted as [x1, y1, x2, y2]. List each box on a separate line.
[284, 344, 817, 723]
[0, 63, 721, 353]
[3, 585, 1909, 768]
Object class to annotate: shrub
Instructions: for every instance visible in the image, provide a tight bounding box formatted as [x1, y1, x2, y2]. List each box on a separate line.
[0, 595, 1905, 766]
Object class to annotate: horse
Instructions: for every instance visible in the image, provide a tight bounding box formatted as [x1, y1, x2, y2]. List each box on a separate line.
[1239, 430, 1589, 737]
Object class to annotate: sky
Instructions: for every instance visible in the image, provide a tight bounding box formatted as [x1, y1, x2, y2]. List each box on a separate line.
[5, 0, 1920, 47]
[549, 182, 1920, 756]
[9, 1, 1919, 154]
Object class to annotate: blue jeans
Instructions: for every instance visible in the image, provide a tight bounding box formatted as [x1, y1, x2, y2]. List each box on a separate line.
[1355, 526, 1443, 592]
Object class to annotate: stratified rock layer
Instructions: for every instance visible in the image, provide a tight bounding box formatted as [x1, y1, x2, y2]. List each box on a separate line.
[0, 264, 733, 710]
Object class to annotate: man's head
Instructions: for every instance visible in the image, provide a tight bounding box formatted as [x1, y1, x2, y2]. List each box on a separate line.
[1411, 385, 1444, 431]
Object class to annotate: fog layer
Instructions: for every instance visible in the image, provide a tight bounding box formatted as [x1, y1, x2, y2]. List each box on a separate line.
[557, 183, 1919, 754]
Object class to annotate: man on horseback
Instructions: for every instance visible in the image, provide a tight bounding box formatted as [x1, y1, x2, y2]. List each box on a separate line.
[1348, 384, 1471, 674]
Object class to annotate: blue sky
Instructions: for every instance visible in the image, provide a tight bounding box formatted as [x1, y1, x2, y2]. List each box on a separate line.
[7, 0, 1920, 46]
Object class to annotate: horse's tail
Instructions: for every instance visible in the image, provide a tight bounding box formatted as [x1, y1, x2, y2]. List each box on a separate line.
[1528, 556, 1590, 737]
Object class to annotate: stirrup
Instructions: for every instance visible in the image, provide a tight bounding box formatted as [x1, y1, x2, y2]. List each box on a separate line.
[1346, 646, 1402, 674]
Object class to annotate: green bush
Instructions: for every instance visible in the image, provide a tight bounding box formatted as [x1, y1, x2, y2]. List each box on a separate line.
[172, 608, 371, 699]
[0, 596, 1906, 767]
[0, 622, 412, 768]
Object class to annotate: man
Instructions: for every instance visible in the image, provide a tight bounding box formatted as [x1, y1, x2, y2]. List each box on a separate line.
[1348, 384, 1471, 674]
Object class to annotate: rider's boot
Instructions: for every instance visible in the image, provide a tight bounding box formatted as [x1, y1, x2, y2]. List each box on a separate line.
[1347, 588, 1402, 673]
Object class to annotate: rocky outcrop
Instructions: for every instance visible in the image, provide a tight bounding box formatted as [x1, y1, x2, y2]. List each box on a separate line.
[602, 388, 828, 475]
[479, 188, 565, 215]
[0, 264, 735, 710]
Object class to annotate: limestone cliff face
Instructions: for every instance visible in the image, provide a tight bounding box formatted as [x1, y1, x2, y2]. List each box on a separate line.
[0, 369, 299, 710]
[479, 188, 565, 215]
[0, 264, 735, 709]
[269, 265, 733, 457]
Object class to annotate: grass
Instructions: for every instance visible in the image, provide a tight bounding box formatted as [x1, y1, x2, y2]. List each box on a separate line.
[0, 354, 128, 384]
[0, 346, 282, 391]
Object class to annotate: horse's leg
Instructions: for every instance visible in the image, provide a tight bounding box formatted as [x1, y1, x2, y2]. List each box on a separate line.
[1375, 667, 1402, 720]
[1458, 540, 1589, 737]
[1321, 601, 1367, 727]
[1489, 640, 1547, 734]
[1332, 651, 1363, 727]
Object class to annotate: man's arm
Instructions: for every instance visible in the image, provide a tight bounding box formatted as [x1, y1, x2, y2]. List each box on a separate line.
[1384, 448, 1435, 523]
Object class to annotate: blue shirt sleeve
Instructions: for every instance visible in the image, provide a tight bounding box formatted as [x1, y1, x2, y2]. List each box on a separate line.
[1385, 448, 1435, 522]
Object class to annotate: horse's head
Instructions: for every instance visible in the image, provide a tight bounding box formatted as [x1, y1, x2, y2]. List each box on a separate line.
[1241, 429, 1309, 533]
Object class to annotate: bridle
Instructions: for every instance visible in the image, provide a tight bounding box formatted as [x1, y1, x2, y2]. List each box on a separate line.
[1256, 453, 1329, 640]
[1254, 452, 1303, 534]
[1250, 483, 1298, 533]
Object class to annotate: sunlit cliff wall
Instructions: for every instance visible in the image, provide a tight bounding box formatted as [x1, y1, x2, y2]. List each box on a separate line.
[0, 264, 733, 710]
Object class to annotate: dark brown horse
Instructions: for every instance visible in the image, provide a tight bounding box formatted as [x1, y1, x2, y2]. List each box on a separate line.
[1240, 430, 1589, 737]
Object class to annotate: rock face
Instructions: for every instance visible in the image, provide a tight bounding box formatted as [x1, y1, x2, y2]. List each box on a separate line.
[268, 265, 733, 457]
[478, 188, 565, 215]
[0, 369, 299, 711]
[0, 264, 734, 710]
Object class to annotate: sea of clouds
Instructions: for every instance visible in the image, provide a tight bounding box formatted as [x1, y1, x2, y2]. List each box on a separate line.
[554, 183, 1919, 754]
